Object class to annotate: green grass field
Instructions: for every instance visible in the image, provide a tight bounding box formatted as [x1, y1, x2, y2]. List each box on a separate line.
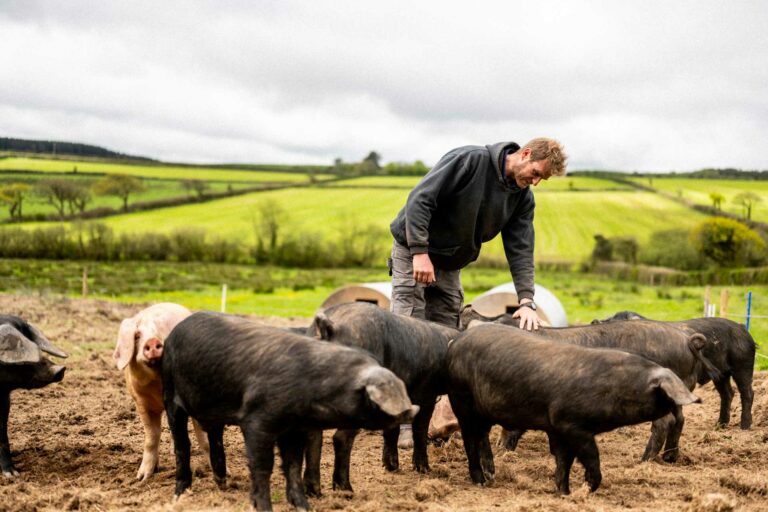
[629, 177, 768, 223]
[1, 259, 765, 368]
[9, 183, 711, 262]
[0, 157, 334, 183]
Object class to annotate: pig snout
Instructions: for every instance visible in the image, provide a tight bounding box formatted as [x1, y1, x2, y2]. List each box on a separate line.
[398, 404, 420, 424]
[142, 338, 164, 364]
[51, 365, 66, 383]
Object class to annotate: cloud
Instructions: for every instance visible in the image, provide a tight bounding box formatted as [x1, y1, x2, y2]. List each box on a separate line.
[1, 0, 766, 170]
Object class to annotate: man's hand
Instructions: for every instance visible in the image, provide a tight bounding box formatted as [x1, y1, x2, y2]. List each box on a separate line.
[412, 253, 436, 285]
[512, 300, 540, 331]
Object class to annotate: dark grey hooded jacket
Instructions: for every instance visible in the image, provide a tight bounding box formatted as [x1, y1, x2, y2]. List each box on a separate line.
[389, 141, 535, 300]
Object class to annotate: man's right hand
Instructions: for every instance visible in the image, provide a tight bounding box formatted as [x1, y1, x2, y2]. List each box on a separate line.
[413, 253, 436, 285]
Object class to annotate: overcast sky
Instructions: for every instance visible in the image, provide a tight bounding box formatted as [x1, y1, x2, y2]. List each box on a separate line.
[1, 1, 766, 171]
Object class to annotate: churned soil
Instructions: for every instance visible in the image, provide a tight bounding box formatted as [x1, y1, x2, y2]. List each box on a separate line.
[1, 292, 766, 512]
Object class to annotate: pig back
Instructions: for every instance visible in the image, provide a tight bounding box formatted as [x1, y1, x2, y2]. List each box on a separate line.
[530, 320, 701, 387]
[313, 303, 456, 391]
[163, 312, 380, 425]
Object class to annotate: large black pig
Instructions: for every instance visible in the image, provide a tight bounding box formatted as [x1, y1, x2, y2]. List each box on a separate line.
[447, 323, 701, 494]
[162, 311, 418, 512]
[1, 315, 67, 478]
[459, 305, 717, 462]
[593, 310, 756, 429]
[303, 302, 456, 495]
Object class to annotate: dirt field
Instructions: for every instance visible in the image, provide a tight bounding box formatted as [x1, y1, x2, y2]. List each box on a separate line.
[1, 293, 766, 512]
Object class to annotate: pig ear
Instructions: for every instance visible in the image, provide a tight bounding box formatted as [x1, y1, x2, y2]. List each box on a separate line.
[27, 323, 68, 358]
[0, 324, 42, 364]
[312, 310, 334, 340]
[113, 317, 137, 370]
[365, 382, 408, 417]
[466, 319, 486, 330]
[652, 371, 701, 406]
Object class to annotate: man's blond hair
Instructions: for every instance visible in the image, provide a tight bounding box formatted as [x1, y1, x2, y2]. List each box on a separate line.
[523, 138, 567, 177]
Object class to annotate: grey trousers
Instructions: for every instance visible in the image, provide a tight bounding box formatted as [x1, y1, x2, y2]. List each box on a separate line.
[388, 241, 464, 328]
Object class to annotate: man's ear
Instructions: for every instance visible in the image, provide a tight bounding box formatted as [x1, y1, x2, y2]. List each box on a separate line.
[521, 147, 532, 161]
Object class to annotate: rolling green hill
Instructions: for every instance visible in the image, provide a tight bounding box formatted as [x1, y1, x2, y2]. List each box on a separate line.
[10, 176, 711, 262]
[628, 177, 768, 223]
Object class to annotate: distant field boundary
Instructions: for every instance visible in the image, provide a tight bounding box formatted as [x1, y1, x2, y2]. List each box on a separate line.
[607, 176, 768, 231]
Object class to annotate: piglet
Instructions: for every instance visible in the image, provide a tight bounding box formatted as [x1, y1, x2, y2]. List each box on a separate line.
[447, 323, 700, 494]
[162, 311, 418, 512]
[1, 315, 67, 478]
[113, 303, 209, 481]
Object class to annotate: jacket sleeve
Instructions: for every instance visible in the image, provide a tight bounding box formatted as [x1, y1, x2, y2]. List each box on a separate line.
[403, 150, 468, 255]
[500, 191, 536, 301]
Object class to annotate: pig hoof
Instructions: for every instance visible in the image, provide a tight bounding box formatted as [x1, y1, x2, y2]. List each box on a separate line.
[2, 469, 20, 478]
[662, 452, 679, 463]
[332, 481, 353, 493]
[305, 483, 322, 498]
[214, 476, 227, 489]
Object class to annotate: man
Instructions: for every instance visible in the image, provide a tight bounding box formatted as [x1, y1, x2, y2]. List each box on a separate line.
[388, 138, 567, 447]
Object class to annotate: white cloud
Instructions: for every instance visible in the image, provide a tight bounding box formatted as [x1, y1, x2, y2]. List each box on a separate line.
[0, 0, 766, 170]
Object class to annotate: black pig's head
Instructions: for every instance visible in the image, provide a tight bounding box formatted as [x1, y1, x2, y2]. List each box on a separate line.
[359, 365, 419, 423]
[0, 316, 67, 389]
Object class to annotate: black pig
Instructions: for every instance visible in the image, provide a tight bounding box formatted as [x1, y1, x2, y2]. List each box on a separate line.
[447, 324, 700, 494]
[303, 302, 456, 495]
[460, 306, 715, 461]
[593, 311, 756, 429]
[1, 315, 67, 478]
[162, 311, 418, 512]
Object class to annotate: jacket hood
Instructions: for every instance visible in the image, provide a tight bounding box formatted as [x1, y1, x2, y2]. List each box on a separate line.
[485, 141, 521, 186]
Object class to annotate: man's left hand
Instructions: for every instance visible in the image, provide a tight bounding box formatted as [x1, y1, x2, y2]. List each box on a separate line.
[512, 302, 540, 331]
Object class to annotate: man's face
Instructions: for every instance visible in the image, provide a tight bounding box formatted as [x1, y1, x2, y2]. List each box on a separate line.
[510, 149, 551, 188]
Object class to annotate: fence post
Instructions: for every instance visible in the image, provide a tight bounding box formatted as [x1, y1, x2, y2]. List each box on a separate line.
[746, 291, 752, 331]
[719, 289, 729, 318]
[221, 284, 227, 313]
[703, 286, 711, 317]
[82, 267, 88, 298]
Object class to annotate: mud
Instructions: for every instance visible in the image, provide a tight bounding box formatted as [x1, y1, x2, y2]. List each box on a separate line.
[0, 293, 766, 511]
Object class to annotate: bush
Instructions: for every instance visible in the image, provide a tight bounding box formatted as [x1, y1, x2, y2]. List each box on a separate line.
[639, 229, 707, 270]
[690, 217, 766, 267]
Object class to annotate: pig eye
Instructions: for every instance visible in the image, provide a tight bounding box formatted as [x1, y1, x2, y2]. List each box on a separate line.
[134, 332, 141, 342]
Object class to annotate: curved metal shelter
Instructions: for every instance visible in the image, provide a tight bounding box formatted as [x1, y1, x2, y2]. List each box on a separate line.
[469, 282, 568, 327]
[320, 282, 393, 310]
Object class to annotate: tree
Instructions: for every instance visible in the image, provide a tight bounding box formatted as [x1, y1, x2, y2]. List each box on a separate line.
[35, 179, 80, 218]
[0, 183, 30, 219]
[732, 191, 762, 220]
[181, 179, 209, 199]
[709, 192, 724, 210]
[93, 174, 146, 211]
[690, 217, 766, 267]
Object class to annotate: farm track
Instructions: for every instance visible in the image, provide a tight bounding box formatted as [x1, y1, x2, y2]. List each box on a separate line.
[0, 293, 767, 511]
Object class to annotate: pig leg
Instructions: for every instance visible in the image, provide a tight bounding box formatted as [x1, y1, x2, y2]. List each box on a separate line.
[570, 432, 601, 491]
[382, 426, 400, 471]
[478, 428, 495, 480]
[547, 432, 574, 495]
[207, 425, 227, 488]
[641, 414, 674, 461]
[499, 428, 525, 451]
[0, 391, 18, 478]
[661, 405, 684, 463]
[192, 419, 210, 456]
[712, 376, 734, 428]
[332, 428, 359, 491]
[733, 368, 754, 430]
[241, 420, 276, 512]
[461, 420, 494, 485]
[136, 404, 162, 481]
[412, 398, 435, 473]
[278, 431, 310, 512]
[303, 430, 323, 497]
[166, 402, 192, 496]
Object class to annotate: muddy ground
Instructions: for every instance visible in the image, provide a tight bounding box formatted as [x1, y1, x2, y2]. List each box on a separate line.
[0, 292, 766, 512]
